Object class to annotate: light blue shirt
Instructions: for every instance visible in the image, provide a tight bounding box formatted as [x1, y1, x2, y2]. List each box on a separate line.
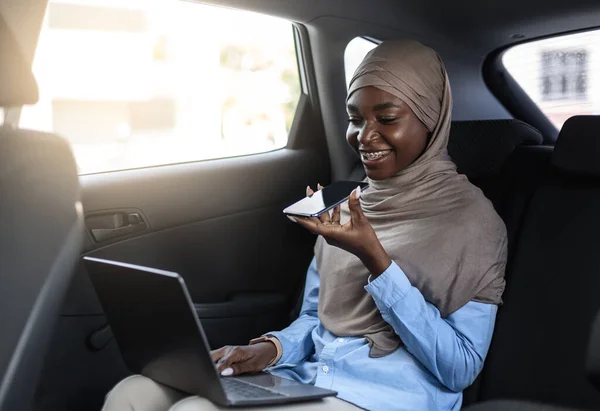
[266, 258, 498, 411]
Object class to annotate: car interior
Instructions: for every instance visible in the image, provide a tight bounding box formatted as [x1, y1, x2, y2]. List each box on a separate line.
[1, 0, 599, 410]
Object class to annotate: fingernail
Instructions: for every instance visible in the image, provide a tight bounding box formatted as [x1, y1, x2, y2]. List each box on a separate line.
[356, 185, 361, 199]
[306, 185, 311, 195]
[287, 215, 297, 223]
[221, 367, 234, 376]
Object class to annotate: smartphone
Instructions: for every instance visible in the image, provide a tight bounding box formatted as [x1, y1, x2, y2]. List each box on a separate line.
[283, 181, 369, 218]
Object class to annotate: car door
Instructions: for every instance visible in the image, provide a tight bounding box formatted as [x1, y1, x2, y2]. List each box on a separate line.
[18, 2, 330, 410]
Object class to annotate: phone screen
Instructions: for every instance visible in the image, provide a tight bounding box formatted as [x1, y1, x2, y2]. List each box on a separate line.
[283, 181, 369, 217]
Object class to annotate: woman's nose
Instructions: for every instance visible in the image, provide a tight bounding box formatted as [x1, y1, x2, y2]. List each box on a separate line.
[357, 122, 378, 145]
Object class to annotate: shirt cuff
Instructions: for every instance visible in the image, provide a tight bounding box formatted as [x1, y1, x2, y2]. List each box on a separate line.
[365, 260, 411, 310]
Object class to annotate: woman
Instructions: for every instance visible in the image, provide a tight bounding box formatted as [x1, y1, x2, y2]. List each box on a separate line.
[102, 39, 507, 411]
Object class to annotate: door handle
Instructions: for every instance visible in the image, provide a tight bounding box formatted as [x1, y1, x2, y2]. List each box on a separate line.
[88, 211, 147, 242]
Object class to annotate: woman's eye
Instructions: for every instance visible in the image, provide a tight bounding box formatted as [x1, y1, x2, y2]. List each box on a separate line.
[348, 118, 362, 125]
[379, 117, 398, 124]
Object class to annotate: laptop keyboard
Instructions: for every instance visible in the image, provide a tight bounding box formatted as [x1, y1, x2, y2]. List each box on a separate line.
[222, 377, 287, 400]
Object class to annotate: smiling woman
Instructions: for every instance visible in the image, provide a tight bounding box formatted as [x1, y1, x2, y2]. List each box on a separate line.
[101, 39, 508, 411]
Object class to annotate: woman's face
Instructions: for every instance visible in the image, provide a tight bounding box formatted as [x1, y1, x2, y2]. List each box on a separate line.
[346, 86, 430, 180]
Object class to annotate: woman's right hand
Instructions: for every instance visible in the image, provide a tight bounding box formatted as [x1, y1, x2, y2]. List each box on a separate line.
[211, 342, 277, 376]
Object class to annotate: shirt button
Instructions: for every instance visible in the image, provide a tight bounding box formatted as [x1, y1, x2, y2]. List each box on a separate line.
[322, 365, 329, 374]
[338, 338, 345, 342]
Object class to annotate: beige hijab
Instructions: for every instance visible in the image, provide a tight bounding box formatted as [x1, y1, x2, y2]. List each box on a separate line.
[316, 40, 507, 357]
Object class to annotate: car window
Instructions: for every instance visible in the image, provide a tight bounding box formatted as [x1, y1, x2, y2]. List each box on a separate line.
[344, 37, 377, 89]
[503, 30, 599, 130]
[19, 0, 301, 175]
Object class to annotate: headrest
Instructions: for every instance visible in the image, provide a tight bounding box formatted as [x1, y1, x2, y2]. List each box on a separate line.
[0, 15, 39, 107]
[448, 119, 543, 180]
[348, 119, 543, 181]
[552, 116, 600, 177]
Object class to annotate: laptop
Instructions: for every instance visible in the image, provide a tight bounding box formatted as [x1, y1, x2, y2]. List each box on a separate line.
[83, 256, 337, 407]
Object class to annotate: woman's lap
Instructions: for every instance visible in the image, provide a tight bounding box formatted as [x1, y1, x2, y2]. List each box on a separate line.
[102, 375, 186, 411]
[102, 375, 360, 411]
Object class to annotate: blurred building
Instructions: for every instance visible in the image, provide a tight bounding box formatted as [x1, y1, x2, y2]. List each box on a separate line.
[504, 30, 600, 130]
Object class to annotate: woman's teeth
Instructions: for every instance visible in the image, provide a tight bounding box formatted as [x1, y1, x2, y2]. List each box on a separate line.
[361, 150, 392, 161]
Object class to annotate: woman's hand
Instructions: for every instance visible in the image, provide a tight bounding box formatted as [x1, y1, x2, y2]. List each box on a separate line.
[294, 184, 391, 277]
[211, 343, 277, 377]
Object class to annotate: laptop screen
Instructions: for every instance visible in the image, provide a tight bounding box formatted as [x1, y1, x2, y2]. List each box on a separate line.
[84, 256, 226, 399]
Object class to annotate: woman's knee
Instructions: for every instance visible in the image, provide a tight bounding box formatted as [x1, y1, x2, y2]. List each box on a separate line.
[103, 375, 184, 411]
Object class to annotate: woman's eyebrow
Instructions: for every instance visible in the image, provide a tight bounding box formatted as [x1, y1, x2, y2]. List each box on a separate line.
[347, 101, 402, 113]
[373, 102, 401, 111]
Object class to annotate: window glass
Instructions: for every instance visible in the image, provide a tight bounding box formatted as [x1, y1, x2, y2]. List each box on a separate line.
[344, 37, 377, 89]
[20, 0, 301, 174]
[503, 30, 600, 130]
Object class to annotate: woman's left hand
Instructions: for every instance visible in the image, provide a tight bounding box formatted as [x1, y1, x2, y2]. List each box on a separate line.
[293, 184, 391, 276]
